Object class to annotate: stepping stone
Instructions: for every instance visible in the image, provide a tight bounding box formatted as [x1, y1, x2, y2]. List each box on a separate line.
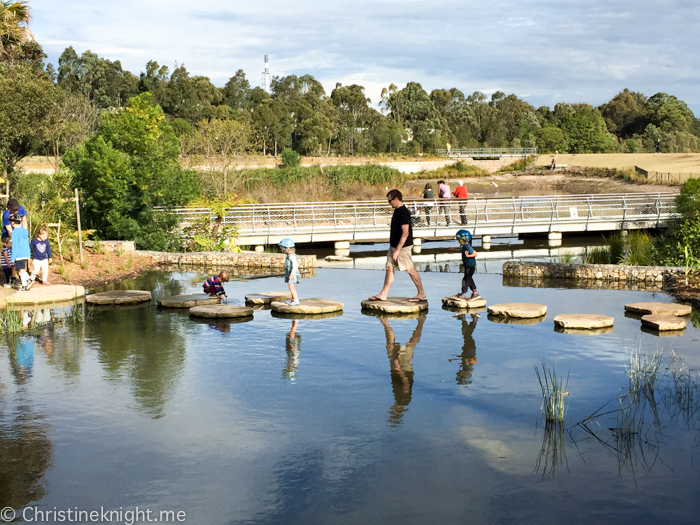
[554, 326, 614, 336]
[189, 305, 254, 318]
[86, 290, 151, 305]
[360, 297, 428, 314]
[325, 255, 352, 262]
[6, 284, 86, 306]
[487, 314, 546, 325]
[272, 309, 344, 320]
[641, 314, 687, 331]
[553, 314, 614, 330]
[245, 291, 292, 305]
[442, 296, 487, 309]
[271, 298, 343, 315]
[157, 294, 220, 308]
[487, 302, 547, 318]
[624, 302, 692, 317]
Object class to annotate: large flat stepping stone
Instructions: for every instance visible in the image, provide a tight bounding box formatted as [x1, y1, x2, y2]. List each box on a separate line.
[271, 298, 343, 315]
[553, 314, 614, 330]
[189, 305, 254, 318]
[641, 314, 687, 331]
[245, 291, 292, 305]
[488, 302, 547, 318]
[6, 284, 86, 306]
[87, 290, 151, 305]
[442, 296, 487, 309]
[158, 294, 220, 308]
[624, 302, 692, 317]
[272, 309, 344, 320]
[360, 297, 428, 314]
[487, 314, 545, 325]
[555, 325, 614, 336]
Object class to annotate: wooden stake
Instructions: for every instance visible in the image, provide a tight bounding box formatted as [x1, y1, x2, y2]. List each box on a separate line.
[74, 188, 83, 265]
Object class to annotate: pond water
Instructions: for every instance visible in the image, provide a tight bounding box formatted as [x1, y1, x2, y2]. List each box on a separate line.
[1, 268, 699, 524]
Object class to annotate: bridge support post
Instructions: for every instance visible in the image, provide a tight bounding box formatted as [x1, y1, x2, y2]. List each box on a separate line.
[481, 235, 491, 243]
[254, 245, 265, 253]
[334, 241, 350, 250]
[548, 232, 562, 247]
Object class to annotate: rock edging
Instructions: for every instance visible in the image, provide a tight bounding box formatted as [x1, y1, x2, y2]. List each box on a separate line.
[136, 250, 315, 271]
[503, 261, 685, 283]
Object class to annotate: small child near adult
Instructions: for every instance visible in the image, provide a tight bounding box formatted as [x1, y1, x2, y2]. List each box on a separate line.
[203, 271, 229, 300]
[29, 227, 52, 286]
[279, 237, 300, 306]
[453, 229, 480, 300]
[1, 237, 12, 288]
[9, 214, 31, 291]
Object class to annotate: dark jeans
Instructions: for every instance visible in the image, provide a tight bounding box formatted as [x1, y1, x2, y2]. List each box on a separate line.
[461, 266, 477, 294]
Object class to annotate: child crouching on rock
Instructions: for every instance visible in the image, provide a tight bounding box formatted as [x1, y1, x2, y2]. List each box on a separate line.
[279, 238, 300, 306]
[203, 271, 229, 301]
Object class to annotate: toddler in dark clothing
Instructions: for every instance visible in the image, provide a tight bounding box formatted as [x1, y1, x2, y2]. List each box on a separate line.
[29, 228, 52, 287]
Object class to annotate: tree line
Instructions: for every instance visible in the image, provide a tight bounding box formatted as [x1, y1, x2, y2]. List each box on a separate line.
[3, 23, 700, 179]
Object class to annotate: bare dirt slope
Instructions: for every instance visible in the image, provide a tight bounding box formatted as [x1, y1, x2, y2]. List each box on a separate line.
[535, 153, 700, 173]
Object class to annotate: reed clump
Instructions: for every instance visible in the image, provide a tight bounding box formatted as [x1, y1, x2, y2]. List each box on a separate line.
[535, 360, 569, 422]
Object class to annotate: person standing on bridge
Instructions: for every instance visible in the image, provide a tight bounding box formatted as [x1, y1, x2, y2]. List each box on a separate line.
[453, 180, 468, 225]
[368, 189, 426, 303]
[438, 180, 451, 226]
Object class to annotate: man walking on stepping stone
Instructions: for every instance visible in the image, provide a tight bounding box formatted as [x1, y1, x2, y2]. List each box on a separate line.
[369, 189, 426, 302]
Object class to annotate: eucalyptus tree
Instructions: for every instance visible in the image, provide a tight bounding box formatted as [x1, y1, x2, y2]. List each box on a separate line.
[331, 83, 371, 155]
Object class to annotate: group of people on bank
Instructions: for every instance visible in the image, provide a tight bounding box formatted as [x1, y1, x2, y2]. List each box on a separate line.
[2, 198, 53, 291]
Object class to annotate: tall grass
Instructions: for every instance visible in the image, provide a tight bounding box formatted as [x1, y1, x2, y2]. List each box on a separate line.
[0, 309, 25, 333]
[583, 246, 611, 264]
[535, 360, 569, 422]
[627, 347, 662, 398]
[608, 232, 626, 264]
[624, 231, 656, 266]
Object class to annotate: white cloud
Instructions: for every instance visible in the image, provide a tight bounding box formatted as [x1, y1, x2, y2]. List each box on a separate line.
[28, 0, 700, 113]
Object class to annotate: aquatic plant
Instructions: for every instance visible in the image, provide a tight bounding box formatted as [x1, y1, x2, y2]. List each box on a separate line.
[583, 245, 610, 264]
[627, 347, 662, 399]
[624, 231, 656, 266]
[0, 309, 24, 333]
[608, 232, 626, 264]
[535, 360, 569, 422]
[556, 251, 576, 263]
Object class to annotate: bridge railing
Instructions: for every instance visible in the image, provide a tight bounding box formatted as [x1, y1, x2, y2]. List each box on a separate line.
[436, 147, 537, 156]
[163, 193, 678, 239]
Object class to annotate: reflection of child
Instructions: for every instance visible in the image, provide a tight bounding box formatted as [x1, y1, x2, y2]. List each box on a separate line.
[29, 227, 52, 286]
[2, 237, 12, 287]
[279, 238, 300, 306]
[453, 313, 479, 385]
[9, 214, 31, 291]
[283, 319, 301, 380]
[203, 271, 229, 299]
[453, 229, 480, 300]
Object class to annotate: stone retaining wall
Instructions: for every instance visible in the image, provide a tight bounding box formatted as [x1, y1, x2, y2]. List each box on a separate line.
[137, 250, 315, 271]
[503, 261, 685, 283]
[503, 275, 663, 293]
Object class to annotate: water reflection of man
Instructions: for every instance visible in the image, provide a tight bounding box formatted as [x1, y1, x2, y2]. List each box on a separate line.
[380, 314, 425, 426]
[452, 313, 479, 386]
[283, 319, 301, 381]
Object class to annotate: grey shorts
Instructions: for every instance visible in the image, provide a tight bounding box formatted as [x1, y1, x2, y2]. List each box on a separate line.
[386, 246, 415, 272]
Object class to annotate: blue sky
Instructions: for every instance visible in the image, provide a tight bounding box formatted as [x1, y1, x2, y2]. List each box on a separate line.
[30, 0, 700, 114]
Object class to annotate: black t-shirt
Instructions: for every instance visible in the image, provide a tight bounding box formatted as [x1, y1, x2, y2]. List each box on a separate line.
[390, 205, 413, 248]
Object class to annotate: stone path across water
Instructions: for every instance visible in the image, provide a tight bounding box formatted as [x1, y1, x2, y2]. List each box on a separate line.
[553, 314, 614, 329]
[87, 290, 152, 305]
[641, 314, 687, 331]
[6, 284, 86, 306]
[245, 291, 292, 305]
[361, 297, 429, 314]
[488, 303, 547, 319]
[624, 302, 692, 317]
[442, 296, 486, 309]
[158, 294, 220, 308]
[189, 305, 255, 319]
[271, 298, 343, 315]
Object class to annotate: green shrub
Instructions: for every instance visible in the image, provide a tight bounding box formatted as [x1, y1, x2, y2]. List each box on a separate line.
[280, 147, 300, 167]
[608, 232, 626, 264]
[584, 246, 611, 264]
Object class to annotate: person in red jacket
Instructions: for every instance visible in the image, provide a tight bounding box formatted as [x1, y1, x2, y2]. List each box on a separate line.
[453, 180, 468, 225]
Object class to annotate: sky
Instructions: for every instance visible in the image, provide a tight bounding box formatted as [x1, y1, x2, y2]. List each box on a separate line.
[29, 0, 700, 114]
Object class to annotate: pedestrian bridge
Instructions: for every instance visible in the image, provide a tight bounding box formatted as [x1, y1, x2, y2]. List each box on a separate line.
[436, 147, 537, 158]
[168, 192, 678, 248]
